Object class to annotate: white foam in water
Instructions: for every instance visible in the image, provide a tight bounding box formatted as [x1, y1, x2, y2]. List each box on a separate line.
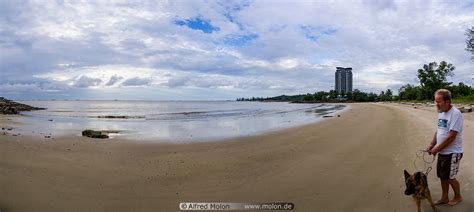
[12, 100, 348, 143]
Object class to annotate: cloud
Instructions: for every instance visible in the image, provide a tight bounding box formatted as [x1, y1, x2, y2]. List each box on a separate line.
[73, 76, 102, 88]
[105, 75, 124, 86]
[1, 0, 473, 99]
[121, 77, 152, 86]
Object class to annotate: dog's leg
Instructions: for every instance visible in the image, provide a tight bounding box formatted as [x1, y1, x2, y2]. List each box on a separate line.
[426, 190, 437, 212]
[416, 198, 421, 212]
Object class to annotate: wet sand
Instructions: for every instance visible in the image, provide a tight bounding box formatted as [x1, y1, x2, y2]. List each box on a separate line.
[0, 103, 472, 211]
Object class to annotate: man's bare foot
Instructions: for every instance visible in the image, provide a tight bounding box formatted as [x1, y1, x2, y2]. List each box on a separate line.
[447, 197, 463, 206]
[434, 199, 449, 205]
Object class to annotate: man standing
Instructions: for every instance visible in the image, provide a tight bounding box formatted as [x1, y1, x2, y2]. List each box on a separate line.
[427, 89, 464, 206]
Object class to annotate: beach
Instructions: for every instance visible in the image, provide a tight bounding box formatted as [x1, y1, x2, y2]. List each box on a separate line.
[0, 103, 472, 211]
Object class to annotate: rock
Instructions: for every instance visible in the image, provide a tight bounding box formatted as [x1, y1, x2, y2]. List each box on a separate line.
[0, 97, 46, 114]
[97, 115, 128, 119]
[2, 106, 18, 114]
[82, 130, 109, 139]
[459, 106, 472, 113]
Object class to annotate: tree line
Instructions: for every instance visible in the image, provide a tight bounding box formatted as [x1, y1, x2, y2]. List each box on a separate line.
[237, 60, 473, 103]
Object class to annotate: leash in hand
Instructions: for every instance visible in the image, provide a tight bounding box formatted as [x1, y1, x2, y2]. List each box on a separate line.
[413, 150, 436, 176]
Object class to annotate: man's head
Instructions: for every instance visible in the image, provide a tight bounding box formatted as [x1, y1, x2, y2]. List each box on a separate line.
[434, 89, 452, 113]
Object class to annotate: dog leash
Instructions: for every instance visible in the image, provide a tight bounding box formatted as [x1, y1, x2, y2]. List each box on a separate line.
[413, 150, 436, 176]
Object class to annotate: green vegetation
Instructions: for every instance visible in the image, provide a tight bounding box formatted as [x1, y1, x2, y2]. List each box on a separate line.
[417, 61, 454, 100]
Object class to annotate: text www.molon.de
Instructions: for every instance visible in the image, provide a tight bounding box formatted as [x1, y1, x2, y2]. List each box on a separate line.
[179, 202, 294, 210]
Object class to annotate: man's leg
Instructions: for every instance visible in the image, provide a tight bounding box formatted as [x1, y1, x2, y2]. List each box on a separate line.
[448, 178, 463, 206]
[447, 153, 463, 206]
[435, 153, 450, 205]
[435, 179, 450, 205]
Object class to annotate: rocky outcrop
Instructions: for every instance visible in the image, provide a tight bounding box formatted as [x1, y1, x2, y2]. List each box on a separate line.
[0, 97, 46, 114]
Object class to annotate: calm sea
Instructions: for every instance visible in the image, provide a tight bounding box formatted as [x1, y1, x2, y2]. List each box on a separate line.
[12, 100, 348, 142]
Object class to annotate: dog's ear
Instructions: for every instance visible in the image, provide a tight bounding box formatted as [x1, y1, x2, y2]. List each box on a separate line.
[404, 170, 410, 179]
[415, 172, 422, 183]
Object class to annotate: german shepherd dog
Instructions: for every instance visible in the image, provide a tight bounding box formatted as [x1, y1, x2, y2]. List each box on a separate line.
[404, 170, 437, 212]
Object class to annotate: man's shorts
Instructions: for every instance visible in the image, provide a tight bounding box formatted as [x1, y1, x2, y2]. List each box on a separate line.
[437, 153, 463, 180]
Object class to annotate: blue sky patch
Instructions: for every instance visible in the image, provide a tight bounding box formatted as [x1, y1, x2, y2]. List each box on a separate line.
[300, 25, 337, 41]
[220, 1, 250, 30]
[174, 17, 220, 33]
[223, 34, 258, 46]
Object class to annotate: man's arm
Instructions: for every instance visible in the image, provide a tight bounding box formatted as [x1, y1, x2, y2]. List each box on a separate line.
[426, 131, 437, 151]
[431, 130, 458, 154]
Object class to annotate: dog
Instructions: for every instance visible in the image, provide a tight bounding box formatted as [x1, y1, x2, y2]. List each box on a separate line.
[404, 170, 437, 212]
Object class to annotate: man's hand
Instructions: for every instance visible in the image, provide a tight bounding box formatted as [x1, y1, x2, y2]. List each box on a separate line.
[430, 146, 439, 155]
[426, 144, 435, 154]
[430, 130, 458, 156]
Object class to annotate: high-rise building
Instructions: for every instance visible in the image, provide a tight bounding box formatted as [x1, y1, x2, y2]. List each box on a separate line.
[335, 67, 352, 94]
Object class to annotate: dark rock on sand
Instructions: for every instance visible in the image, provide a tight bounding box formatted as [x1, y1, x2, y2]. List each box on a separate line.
[82, 130, 109, 139]
[0, 97, 46, 114]
[2, 106, 18, 114]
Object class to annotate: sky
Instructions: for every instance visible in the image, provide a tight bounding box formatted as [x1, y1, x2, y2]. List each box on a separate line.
[0, 0, 473, 100]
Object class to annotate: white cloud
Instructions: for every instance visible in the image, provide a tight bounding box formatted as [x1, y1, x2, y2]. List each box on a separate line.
[1, 0, 473, 99]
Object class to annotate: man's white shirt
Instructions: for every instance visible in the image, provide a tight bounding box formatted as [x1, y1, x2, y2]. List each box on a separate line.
[436, 106, 464, 154]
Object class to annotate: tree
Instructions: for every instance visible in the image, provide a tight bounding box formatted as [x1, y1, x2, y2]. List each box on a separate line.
[313, 91, 328, 101]
[449, 82, 473, 98]
[328, 90, 338, 99]
[466, 26, 474, 60]
[398, 84, 421, 100]
[417, 61, 455, 100]
[367, 92, 378, 102]
[345, 91, 353, 101]
[303, 93, 314, 101]
[386, 89, 393, 99]
[379, 89, 393, 101]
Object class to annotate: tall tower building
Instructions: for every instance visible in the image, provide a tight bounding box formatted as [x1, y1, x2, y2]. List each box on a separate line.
[335, 67, 353, 94]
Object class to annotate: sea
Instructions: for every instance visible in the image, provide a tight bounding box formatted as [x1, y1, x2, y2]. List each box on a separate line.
[10, 100, 348, 143]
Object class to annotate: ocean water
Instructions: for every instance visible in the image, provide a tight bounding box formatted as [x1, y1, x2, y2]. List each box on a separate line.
[11, 100, 347, 142]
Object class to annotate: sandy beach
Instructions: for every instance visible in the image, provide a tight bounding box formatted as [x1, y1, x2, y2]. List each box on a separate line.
[0, 103, 472, 212]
